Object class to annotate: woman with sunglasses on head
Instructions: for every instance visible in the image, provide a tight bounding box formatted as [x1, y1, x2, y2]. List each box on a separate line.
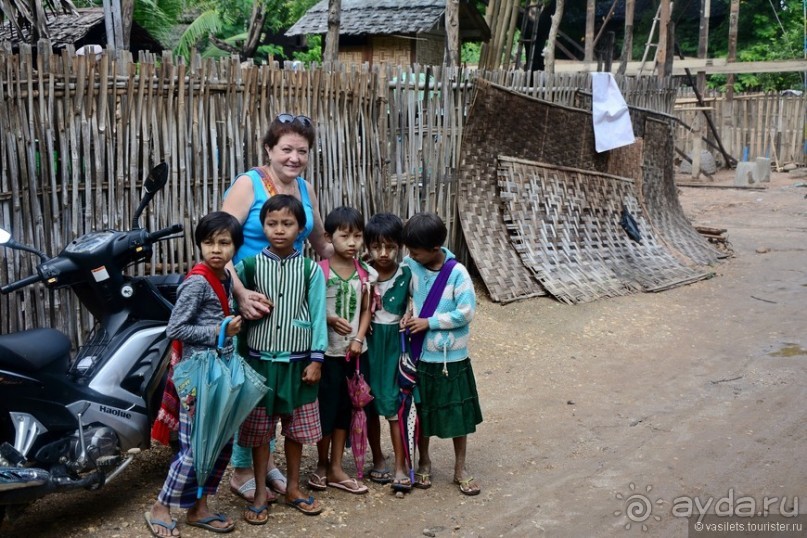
[221, 113, 333, 506]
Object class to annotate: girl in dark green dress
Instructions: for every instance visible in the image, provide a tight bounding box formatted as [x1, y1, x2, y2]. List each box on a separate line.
[364, 213, 413, 492]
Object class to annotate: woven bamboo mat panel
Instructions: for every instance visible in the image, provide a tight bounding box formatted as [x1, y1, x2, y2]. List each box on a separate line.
[497, 156, 710, 304]
[457, 80, 716, 303]
[458, 80, 614, 302]
[640, 118, 723, 265]
[606, 137, 644, 179]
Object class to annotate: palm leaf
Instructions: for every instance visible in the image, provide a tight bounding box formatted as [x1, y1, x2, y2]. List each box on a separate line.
[174, 9, 222, 60]
[134, 0, 178, 46]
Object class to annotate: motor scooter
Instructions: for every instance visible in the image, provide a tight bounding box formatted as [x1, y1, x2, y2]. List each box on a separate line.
[0, 163, 183, 523]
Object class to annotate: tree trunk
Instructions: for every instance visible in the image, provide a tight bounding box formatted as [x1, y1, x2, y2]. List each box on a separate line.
[242, 2, 267, 59]
[110, 0, 124, 51]
[31, 0, 48, 41]
[323, 0, 341, 64]
[101, 0, 116, 48]
[697, 0, 711, 93]
[617, 0, 635, 75]
[656, 0, 671, 81]
[120, 0, 134, 49]
[543, 0, 564, 74]
[584, 0, 595, 62]
[726, 0, 739, 100]
[445, 0, 459, 67]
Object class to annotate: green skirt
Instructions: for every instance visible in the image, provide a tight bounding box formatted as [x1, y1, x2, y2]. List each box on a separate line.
[366, 322, 403, 418]
[246, 357, 319, 416]
[416, 358, 483, 439]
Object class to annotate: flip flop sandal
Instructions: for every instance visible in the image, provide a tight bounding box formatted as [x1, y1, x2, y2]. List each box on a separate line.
[286, 496, 323, 516]
[391, 477, 413, 493]
[144, 511, 180, 537]
[243, 504, 269, 526]
[454, 476, 481, 496]
[306, 472, 327, 491]
[368, 468, 393, 484]
[187, 513, 235, 533]
[229, 477, 278, 503]
[413, 472, 432, 490]
[266, 467, 288, 494]
[327, 478, 369, 494]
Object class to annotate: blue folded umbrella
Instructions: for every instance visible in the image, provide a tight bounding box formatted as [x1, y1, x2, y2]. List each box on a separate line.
[172, 317, 269, 498]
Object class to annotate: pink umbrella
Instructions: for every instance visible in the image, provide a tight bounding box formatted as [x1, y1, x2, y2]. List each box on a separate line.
[346, 352, 374, 479]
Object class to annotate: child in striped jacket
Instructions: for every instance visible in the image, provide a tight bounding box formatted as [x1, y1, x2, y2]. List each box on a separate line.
[235, 194, 328, 522]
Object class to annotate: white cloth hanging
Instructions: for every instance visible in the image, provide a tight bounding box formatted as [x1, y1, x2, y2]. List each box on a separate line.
[591, 72, 635, 153]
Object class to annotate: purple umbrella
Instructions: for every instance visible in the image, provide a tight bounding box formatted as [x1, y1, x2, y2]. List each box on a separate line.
[346, 352, 374, 479]
[397, 331, 419, 484]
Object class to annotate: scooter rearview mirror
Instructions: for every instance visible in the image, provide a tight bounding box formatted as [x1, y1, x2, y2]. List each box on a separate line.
[132, 162, 170, 229]
[143, 162, 169, 194]
[0, 228, 10, 245]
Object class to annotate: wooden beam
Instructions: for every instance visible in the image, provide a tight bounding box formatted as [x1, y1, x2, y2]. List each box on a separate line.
[617, 0, 635, 75]
[657, 0, 671, 80]
[585, 0, 595, 62]
[554, 58, 807, 76]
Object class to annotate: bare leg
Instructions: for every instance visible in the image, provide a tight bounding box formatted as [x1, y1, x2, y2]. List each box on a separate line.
[243, 445, 270, 523]
[452, 436, 480, 495]
[327, 428, 352, 483]
[414, 435, 432, 488]
[367, 414, 387, 473]
[311, 434, 331, 487]
[285, 438, 321, 512]
[388, 418, 408, 481]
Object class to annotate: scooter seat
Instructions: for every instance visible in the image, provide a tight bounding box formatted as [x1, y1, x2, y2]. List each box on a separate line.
[0, 328, 71, 372]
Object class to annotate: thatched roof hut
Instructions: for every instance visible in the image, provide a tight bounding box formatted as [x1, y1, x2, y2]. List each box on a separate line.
[286, 0, 489, 66]
[0, 7, 162, 53]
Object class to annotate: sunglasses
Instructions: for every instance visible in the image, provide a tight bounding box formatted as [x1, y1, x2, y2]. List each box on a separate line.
[276, 114, 313, 128]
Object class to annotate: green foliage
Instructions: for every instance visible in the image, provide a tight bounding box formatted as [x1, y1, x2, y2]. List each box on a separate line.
[170, 0, 320, 61]
[293, 35, 322, 65]
[134, 0, 182, 46]
[174, 8, 222, 60]
[462, 42, 481, 65]
[706, 0, 804, 91]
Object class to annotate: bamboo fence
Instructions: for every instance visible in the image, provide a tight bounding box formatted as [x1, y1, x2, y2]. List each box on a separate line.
[674, 90, 807, 168]
[0, 43, 801, 339]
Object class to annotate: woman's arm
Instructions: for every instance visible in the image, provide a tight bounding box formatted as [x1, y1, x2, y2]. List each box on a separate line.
[304, 180, 334, 259]
[222, 174, 272, 319]
[221, 174, 254, 225]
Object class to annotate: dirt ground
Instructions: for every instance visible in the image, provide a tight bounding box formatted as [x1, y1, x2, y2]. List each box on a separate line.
[2, 169, 806, 537]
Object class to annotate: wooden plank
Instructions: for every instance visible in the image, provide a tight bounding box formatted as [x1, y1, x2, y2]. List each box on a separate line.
[555, 58, 807, 76]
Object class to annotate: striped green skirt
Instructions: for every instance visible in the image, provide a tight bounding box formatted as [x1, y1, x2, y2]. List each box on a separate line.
[416, 358, 483, 439]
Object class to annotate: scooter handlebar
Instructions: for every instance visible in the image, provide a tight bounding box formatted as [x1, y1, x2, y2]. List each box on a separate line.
[0, 272, 44, 294]
[147, 223, 184, 243]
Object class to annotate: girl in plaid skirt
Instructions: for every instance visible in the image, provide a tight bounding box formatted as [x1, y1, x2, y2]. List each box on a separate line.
[145, 212, 243, 537]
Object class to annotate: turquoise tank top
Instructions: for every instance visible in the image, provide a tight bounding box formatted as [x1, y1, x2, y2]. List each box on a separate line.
[225, 169, 315, 264]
